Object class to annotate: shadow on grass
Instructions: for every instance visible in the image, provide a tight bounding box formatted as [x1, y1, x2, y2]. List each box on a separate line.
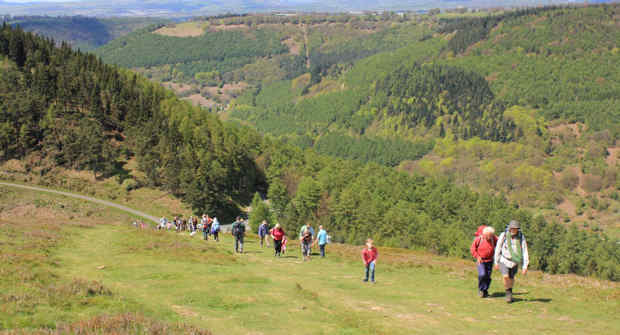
[517, 298, 552, 303]
[489, 291, 527, 298]
[280, 255, 299, 259]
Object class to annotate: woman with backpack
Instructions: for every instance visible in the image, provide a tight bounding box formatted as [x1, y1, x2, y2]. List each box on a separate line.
[494, 220, 529, 303]
[470, 226, 498, 298]
[211, 217, 220, 242]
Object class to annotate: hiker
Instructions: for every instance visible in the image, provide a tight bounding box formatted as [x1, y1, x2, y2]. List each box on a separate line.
[201, 214, 212, 241]
[271, 223, 286, 257]
[494, 220, 529, 303]
[281, 235, 288, 255]
[258, 220, 270, 248]
[202, 216, 210, 241]
[300, 225, 313, 261]
[299, 223, 315, 256]
[211, 217, 220, 241]
[193, 216, 198, 232]
[470, 226, 498, 298]
[314, 225, 328, 258]
[231, 217, 246, 253]
[159, 217, 167, 230]
[362, 238, 378, 283]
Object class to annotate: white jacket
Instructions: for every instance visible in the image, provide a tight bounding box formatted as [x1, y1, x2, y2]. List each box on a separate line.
[494, 232, 529, 270]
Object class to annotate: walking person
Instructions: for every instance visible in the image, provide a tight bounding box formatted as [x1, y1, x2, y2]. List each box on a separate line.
[314, 225, 328, 258]
[258, 220, 270, 248]
[211, 217, 220, 242]
[298, 224, 314, 256]
[271, 223, 286, 257]
[202, 215, 210, 241]
[300, 225, 313, 261]
[232, 217, 246, 253]
[159, 217, 167, 230]
[470, 226, 498, 298]
[362, 239, 378, 283]
[494, 220, 529, 303]
[201, 214, 208, 240]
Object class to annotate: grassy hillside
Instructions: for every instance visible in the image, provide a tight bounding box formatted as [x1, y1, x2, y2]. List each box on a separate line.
[3, 16, 167, 51]
[1, 185, 618, 333]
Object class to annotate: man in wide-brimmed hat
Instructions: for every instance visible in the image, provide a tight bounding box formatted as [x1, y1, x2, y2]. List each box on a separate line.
[494, 220, 529, 303]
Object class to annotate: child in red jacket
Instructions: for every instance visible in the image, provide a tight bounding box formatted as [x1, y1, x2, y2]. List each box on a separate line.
[362, 239, 378, 283]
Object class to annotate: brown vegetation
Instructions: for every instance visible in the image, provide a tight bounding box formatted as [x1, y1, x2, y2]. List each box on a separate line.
[154, 23, 206, 37]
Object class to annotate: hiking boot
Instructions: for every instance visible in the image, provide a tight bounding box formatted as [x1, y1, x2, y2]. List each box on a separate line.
[506, 290, 513, 303]
[479, 290, 485, 298]
[483, 290, 489, 298]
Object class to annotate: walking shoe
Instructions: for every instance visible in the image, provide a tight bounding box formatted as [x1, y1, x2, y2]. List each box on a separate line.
[479, 290, 485, 298]
[483, 290, 489, 298]
[506, 290, 513, 303]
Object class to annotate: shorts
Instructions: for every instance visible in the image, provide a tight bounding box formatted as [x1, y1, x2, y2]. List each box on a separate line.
[499, 262, 518, 279]
[302, 241, 311, 256]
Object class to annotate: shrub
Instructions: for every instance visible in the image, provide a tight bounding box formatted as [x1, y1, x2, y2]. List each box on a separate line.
[560, 169, 579, 190]
[582, 174, 603, 193]
[122, 178, 138, 192]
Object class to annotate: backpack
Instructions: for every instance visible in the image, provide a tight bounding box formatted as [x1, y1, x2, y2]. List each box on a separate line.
[238, 222, 246, 234]
[302, 231, 312, 243]
[474, 225, 486, 237]
[501, 224, 524, 258]
[233, 221, 245, 236]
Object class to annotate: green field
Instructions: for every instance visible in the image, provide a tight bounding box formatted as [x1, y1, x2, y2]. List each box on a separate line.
[1, 186, 618, 334]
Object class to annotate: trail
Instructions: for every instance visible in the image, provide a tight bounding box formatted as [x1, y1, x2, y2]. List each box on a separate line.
[301, 23, 310, 69]
[0, 181, 159, 224]
[0, 181, 238, 231]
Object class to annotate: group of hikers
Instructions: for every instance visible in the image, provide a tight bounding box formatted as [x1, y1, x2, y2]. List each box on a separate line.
[157, 215, 221, 241]
[470, 220, 529, 303]
[230, 218, 330, 261]
[151, 214, 527, 296]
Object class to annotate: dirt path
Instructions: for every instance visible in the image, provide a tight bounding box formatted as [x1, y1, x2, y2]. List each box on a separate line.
[301, 23, 310, 69]
[0, 181, 239, 231]
[0, 181, 159, 224]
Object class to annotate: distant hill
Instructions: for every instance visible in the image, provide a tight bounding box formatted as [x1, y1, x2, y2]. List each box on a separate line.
[3, 16, 168, 51]
[0, 0, 598, 17]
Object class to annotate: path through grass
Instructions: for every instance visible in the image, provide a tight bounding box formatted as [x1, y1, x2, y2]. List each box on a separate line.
[1, 185, 618, 334]
[56, 225, 619, 334]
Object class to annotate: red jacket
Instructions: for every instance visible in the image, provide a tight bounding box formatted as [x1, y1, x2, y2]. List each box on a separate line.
[271, 228, 285, 241]
[362, 247, 378, 265]
[470, 235, 498, 263]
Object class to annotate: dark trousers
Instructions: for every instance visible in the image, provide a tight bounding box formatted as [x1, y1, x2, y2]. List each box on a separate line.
[213, 231, 219, 241]
[319, 244, 326, 257]
[203, 230, 208, 240]
[274, 239, 282, 256]
[477, 261, 493, 292]
[234, 234, 244, 253]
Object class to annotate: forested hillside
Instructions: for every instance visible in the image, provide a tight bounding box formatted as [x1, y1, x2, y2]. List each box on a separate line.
[95, 13, 431, 108]
[1, 23, 619, 280]
[222, 5, 620, 237]
[2, 16, 165, 51]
